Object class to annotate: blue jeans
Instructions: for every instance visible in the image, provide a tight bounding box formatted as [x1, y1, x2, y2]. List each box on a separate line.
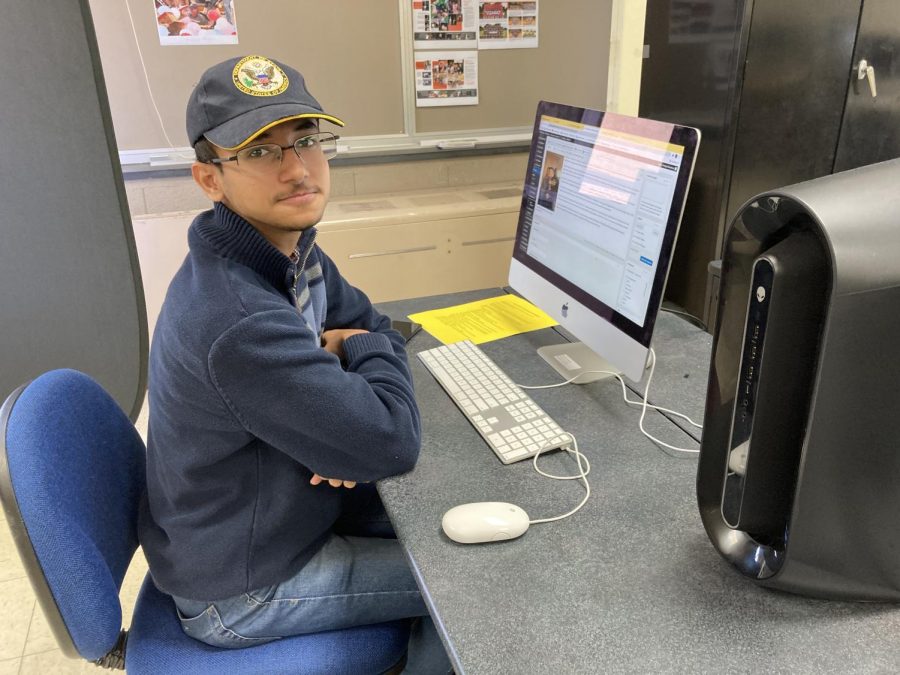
[173, 485, 451, 674]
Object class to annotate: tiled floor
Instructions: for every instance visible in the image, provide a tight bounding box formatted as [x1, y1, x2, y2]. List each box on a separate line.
[0, 398, 151, 673]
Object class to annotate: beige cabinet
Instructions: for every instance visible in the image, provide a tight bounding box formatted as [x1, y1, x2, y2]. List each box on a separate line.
[317, 185, 520, 302]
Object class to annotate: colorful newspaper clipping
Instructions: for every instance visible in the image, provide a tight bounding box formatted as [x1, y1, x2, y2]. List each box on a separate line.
[412, 0, 478, 50]
[155, 1, 238, 46]
[415, 51, 479, 106]
[478, 1, 538, 49]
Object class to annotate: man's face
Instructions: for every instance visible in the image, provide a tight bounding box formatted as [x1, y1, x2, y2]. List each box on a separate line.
[194, 119, 332, 240]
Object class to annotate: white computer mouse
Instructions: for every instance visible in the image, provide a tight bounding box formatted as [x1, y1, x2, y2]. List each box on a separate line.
[441, 502, 530, 544]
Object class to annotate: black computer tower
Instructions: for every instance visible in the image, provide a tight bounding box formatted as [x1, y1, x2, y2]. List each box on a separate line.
[697, 158, 900, 601]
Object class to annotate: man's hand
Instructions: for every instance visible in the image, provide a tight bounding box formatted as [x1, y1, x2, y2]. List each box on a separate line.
[310, 473, 357, 489]
[320, 328, 369, 359]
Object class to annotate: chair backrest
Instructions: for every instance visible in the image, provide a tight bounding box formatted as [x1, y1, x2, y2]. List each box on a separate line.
[0, 0, 148, 420]
[0, 369, 146, 661]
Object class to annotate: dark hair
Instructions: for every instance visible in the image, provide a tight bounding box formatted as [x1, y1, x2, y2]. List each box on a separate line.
[193, 138, 220, 165]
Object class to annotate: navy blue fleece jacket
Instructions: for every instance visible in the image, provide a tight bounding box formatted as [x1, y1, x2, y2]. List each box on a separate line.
[138, 202, 420, 601]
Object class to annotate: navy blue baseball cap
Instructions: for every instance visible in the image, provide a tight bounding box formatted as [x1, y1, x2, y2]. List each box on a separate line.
[186, 55, 344, 150]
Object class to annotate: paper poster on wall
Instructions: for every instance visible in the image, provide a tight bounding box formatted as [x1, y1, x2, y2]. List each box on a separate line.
[412, 0, 478, 50]
[478, 1, 538, 49]
[155, 1, 238, 45]
[415, 52, 479, 107]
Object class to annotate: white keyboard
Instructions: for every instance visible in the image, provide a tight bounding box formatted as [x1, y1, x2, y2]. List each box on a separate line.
[418, 341, 572, 464]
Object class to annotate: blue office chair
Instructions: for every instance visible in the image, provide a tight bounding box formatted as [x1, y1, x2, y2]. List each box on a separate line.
[0, 369, 409, 674]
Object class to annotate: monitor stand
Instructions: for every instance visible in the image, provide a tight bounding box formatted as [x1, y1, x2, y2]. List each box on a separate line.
[537, 342, 620, 383]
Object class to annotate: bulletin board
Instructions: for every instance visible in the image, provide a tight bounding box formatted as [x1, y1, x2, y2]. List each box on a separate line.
[91, 0, 612, 153]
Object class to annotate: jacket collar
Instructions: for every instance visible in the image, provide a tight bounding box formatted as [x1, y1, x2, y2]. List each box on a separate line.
[191, 202, 317, 289]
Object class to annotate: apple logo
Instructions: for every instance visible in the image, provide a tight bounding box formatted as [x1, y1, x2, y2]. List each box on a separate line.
[561, 302, 569, 318]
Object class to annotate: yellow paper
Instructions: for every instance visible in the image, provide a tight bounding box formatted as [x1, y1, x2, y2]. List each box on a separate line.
[408, 295, 557, 345]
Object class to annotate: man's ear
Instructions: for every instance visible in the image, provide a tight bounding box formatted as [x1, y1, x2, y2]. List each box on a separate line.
[192, 161, 225, 201]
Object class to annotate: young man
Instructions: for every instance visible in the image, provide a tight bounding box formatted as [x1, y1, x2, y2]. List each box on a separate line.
[137, 55, 450, 673]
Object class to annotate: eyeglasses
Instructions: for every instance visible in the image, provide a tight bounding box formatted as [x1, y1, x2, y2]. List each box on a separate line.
[207, 132, 340, 171]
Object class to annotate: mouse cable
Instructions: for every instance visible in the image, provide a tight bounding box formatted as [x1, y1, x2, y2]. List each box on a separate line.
[516, 348, 700, 454]
[527, 437, 591, 524]
[636, 349, 700, 454]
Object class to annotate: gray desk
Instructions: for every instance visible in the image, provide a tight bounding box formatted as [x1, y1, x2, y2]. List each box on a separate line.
[376, 289, 900, 674]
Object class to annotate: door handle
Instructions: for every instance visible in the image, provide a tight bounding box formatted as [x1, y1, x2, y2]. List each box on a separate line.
[857, 59, 877, 98]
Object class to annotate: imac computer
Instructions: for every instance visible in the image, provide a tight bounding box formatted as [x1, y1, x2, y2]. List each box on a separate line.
[508, 101, 700, 382]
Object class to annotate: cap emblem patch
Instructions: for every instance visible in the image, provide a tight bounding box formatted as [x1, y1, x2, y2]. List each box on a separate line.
[232, 56, 289, 97]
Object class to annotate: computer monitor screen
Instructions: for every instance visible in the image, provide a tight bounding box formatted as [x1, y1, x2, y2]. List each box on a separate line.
[509, 101, 700, 382]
